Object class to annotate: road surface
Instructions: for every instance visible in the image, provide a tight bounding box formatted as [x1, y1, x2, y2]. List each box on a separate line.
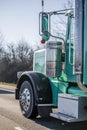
[0, 84, 87, 130]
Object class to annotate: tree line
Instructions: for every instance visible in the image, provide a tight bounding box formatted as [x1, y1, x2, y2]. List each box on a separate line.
[0, 34, 36, 83]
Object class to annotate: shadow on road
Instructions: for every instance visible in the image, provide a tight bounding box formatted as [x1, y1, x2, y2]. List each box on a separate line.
[33, 116, 87, 130]
[0, 89, 15, 94]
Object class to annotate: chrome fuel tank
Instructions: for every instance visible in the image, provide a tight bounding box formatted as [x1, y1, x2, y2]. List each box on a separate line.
[46, 41, 62, 77]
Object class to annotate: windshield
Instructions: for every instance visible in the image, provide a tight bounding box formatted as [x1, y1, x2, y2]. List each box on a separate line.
[50, 13, 67, 40]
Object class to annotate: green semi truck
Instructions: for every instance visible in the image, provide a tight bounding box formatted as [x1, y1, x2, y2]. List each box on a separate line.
[15, 0, 87, 122]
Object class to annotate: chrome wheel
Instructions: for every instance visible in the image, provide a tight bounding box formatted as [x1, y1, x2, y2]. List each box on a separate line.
[20, 88, 30, 112]
[19, 81, 38, 118]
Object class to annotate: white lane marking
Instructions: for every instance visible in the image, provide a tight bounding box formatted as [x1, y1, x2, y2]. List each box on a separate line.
[14, 127, 24, 130]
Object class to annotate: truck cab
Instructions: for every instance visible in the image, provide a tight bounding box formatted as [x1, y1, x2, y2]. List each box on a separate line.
[15, 0, 87, 122]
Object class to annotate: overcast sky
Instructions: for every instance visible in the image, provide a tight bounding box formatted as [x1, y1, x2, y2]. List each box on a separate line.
[0, 0, 73, 45]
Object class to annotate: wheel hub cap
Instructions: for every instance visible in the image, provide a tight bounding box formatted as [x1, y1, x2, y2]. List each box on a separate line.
[20, 88, 30, 112]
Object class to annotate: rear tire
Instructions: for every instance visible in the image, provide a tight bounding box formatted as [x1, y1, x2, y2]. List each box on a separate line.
[19, 81, 38, 118]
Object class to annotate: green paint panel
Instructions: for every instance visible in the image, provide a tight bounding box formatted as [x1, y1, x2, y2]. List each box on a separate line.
[48, 78, 59, 106]
[65, 42, 76, 82]
[48, 77, 68, 106]
[68, 86, 87, 97]
[58, 81, 68, 94]
[49, 77, 87, 107]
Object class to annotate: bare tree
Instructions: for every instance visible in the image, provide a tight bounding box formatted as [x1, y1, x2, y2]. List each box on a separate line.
[0, 37, 34, 83]
[6, 43, 16, 62]
[16, 39, 33, 63]
[0, 32, 5, 59]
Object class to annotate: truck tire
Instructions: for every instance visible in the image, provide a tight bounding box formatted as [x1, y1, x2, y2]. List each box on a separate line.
[19, 80, 38, 118]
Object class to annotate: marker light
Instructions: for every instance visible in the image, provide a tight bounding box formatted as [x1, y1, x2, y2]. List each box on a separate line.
[41, 39, 46, 44]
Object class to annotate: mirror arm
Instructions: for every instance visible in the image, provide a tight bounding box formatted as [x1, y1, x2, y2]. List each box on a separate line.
[49, 32, 65, 43]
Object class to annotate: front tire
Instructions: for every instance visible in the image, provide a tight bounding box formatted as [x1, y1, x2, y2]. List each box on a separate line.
[19, 81, 38, 118]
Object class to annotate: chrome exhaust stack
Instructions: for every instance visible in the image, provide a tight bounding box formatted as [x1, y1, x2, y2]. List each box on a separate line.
[74, 0, 83, 74]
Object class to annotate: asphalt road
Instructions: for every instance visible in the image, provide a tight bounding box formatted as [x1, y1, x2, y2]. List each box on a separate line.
[0, 85, 87, 130]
